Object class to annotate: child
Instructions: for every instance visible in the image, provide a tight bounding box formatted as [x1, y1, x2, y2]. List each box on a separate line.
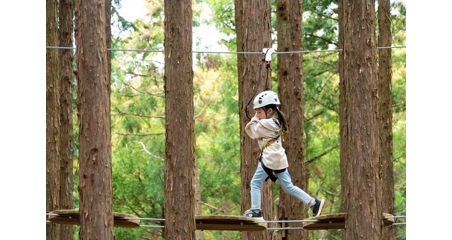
[242, 90, 324, 218]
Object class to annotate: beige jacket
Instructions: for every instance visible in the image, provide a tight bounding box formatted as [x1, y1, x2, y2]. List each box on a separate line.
[245, 116, 288, 170]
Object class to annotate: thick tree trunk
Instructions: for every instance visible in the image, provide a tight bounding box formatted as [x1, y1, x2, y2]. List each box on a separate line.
[338, 0, 383, 239]
[46, 0, 61, 238]
[75, 0, 114, 238]
[164, 0, 196, 239]
[276, 0, 309, 240]
[58, 0, 74, 239]
[235, 0, 273, 239]
[377, 0, 395, 239]
[276, 0, 308, 239]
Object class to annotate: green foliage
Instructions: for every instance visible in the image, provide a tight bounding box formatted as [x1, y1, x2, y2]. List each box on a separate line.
[204, 0, 237, 49]
[193, 54, 242, 240]
[303, 0, 339, 49]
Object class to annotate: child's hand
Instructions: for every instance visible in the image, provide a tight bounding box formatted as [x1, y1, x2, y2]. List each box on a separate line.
[254, 112, 261, 120]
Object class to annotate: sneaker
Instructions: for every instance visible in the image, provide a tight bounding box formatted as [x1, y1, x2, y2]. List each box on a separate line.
[242, 209, 263, 218]
[310, 199, 325, 217]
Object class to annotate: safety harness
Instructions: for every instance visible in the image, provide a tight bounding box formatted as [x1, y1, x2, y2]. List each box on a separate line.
[245, 48, 286, 182]
[259, 119, 286, 182]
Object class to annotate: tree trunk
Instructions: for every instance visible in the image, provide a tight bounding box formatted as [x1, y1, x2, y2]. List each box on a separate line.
[377, 0, 395, 239]
[164, 0, 196, 239]
[46, 0, 61, 238]
[276, 0, 308, 239]
[105, 0, 111, 77]
[235, 0, 273, 239]
[58, 0, 74, 238]
[338, 0, 383, 239]
[75, 0, 114, 238]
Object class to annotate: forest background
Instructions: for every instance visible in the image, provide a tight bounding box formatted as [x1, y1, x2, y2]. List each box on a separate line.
[56, 0, 407, 237]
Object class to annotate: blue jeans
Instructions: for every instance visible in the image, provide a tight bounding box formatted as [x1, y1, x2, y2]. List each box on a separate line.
[250, 162, 313, 210]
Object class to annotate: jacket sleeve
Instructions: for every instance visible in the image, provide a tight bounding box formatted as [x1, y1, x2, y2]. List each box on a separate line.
[245, 117, 276, 139]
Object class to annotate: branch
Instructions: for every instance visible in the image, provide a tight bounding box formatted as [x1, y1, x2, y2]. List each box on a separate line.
[306, 145, 339, 164]
[138, 141, 164, 161]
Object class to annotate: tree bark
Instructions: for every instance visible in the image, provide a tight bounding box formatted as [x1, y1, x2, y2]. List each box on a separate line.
[75, 0, 114, 238]
[164, 0, 196, 238]
[58, 0, 75, 238]
[276, 0, 308, 239]
[235, 0, 273, 239]
[46, 0, 61, 238]
[377, 0, 395, 239]
[338, 0, 383, 239]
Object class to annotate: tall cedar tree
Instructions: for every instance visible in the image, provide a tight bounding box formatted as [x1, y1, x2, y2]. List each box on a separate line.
[338, 0, 383, 239]
[235, 0, 273, 239]
[58, 0, 75, 239]
[276, 0, 308, 239]
[378, 0, 395, 239]
[75, 0, 114, 238]
[46, 0, 61, 238]
[164, 0, 196, 238]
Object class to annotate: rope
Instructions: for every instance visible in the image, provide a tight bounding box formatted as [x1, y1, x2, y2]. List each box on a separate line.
[268, 227, 305, 230]
[137, 223, 407, 229]
[140, 225, 165, 228]
[45, 213, 406, 220]
[392, 222, 406, 225]
[244, 48, 275, 120]
[384, 215, 406, 219]
[123, 217, 165, 221]
[244, 61, 264, 120]
[256, 219, 318, 223]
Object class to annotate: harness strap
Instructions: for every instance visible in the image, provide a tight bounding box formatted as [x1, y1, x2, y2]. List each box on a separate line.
[259, 119, 286, 182]
[261, 129, 284, 151]
[261, 119, 284, 151]
[259, 157, 286, 182]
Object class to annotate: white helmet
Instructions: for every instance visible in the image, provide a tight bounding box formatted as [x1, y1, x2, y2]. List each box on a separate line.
[253, 90, 280, 109]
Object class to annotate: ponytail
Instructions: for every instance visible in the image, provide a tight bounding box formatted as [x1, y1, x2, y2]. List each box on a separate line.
[264, 104, 289, 133]
[275, 107, 288, 133]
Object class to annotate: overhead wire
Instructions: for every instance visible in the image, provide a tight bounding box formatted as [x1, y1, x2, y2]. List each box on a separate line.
[46, 46, 406, 54]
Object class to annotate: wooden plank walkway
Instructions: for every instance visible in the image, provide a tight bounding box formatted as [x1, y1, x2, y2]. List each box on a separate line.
[196, 215, 267, 231]
[48, 209, 140, 228]
[48, 211, 267, 231]
[302, 213, 395, 230]
[48, 211, 396, 231]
